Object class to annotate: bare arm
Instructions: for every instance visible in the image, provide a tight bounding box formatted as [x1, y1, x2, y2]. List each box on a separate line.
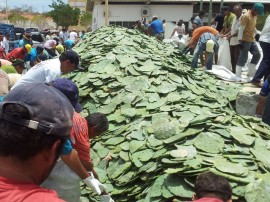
[61, 149, 90, 179]
[81, 160, 99, 179]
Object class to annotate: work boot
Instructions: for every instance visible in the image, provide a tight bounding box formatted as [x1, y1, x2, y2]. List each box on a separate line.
[247, 63, 257, 78]
[233, 65, 242, 82]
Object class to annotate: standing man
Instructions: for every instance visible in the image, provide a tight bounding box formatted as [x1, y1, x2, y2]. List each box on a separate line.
[0, 83, 74, 201]
[11, 50, 81, 89]
[220, 6, 236, 35]
[212, 12, 224, 32]
[59, 28, 69, 45]
[69, 29, 78, 41]
[149, 16, 164, 41]
[2, 33, 9, 54]
[18, 32, 32, 47]
[193, 10, 206, 28]
[236, 3, 264, 79]
[225, 5, 243, 73]
[252, 14, 270, 86]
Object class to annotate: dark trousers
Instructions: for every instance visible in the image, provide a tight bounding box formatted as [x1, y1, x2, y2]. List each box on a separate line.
[230, 44, 240, 73]
[45, 48, 57, 58]
[252, 41, 270, 83]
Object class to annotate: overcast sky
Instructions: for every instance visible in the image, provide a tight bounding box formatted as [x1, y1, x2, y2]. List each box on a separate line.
[0, 0, 68, 13]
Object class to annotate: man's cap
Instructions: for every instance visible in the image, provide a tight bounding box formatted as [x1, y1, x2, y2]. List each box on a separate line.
[206, 40, 215, 53]
[61, 50, 81, 69]
[253, 3, 264, 16]
[12, 59, 25, 66]
[52, 78, 83, 113]
[0, 83, 74, 137]
[25, 44, 32, 53]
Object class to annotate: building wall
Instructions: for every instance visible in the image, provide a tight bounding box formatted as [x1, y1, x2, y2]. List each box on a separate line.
[68, 0, 87, 12]
[92, 4, 193, 30]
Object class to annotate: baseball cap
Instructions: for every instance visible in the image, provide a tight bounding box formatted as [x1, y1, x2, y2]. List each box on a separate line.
[0, 83, 74, 137]
[60, 50, 81, 69]
[193, 17, 201, 25]
[206, 40, 215, 53]
[52, 78, 83, 113]
[253, 3, 264, 16]
[25, 44, 32, 53]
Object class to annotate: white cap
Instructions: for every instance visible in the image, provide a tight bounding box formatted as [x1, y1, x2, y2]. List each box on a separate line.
[206, 40, 215, 53]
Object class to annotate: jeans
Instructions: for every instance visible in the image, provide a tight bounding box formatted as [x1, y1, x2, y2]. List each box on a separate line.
[237, 41, 261, 67]
[252, 41, 270, 83]
[191, 43, 216, 70]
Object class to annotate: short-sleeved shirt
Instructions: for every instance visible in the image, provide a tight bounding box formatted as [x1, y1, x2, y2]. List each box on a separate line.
[223, 12, 236, 33]
[44, 40, 57, 49]
[5, 48, 27, 61]
[11, 58, 61, 90]
[214, 13, 224, 32]
[69, 111, 91, 163]
[191, 26, 219, 45]
[0, 176, 64, 202]
[69, 32, 78, 41]
[59, 31, 69, 42]
[150, 20, 164, 35]
[1, 65, 17, 74]
[25, 48, 38, 63]
[240, 10, 257, 42]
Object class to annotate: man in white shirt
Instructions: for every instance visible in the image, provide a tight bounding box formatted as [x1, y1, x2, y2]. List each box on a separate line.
[2, 34, 9, 54]
[226, 5, 242, 73]
[59, 28, 69, 44]
[69, 29, 78, 41]
[252, 14, 270, 86]
[11, 50, 81, 90]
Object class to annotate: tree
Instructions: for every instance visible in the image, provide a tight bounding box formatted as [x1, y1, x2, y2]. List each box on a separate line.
[80, 11, 92, 27]
[31, 15, 49, 31]
[9, 13, 29, 27]
[47, 0, 80, 28]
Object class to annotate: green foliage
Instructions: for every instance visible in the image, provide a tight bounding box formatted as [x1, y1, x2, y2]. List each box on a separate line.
[47, 0, 80, 28]
[31, 15, 48, 31]
[257, 12, 269, 30]
[80, 11, 92, 27]
[8, 12, 29, 27]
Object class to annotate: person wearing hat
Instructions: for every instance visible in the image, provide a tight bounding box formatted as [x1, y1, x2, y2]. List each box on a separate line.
[5, 44, 32, 61]
[18, 31, 32, 47]
[252, 13, 270, 86]
[0, 83, 74, 201]
[25, 46, 46, 67]
[235, 3, 264, 80]
[44, 38, 59, 58]
[220, 6, 236, 35]
[149, 16, 165, 41]
[193, 10, 206, 28]
[1, 59, 25, 74]
[41, 78, 113, 202]
[191, 32, 219, 70]
[11, 50, 81, 90]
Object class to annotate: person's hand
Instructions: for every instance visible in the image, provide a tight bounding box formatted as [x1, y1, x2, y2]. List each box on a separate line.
[82, 172, 106, 195]
[100, 195, 115, 202]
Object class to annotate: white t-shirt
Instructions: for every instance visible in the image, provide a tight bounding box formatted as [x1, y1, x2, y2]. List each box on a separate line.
[69, 31, 78, 41]
[11, 58, 62, 90]
[2, 37, 9, 54]
[259, 15, 270, 44]
[59, 31, 69, 42]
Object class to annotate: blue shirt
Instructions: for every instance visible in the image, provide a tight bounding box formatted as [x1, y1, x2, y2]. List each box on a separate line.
[61, 139, 73, 155]
[150, 20, 164, 35]
[25, 48, 38, 63]
[194, 16, 203, 27]
[260, 79, 270, 97]
[64, 39, 75, 49]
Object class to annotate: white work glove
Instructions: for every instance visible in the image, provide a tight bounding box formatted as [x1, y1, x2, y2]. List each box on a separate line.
[100, 195, 114, 202]
[82, 172, 106, 195]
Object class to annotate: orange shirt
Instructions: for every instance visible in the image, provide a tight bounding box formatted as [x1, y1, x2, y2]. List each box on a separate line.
[70, 111, 91, 163]
[190, 26, 219, 45]
[6, 48, 27, 61]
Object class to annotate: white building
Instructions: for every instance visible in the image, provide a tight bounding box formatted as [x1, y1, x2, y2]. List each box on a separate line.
[92, 0, 194, 31]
